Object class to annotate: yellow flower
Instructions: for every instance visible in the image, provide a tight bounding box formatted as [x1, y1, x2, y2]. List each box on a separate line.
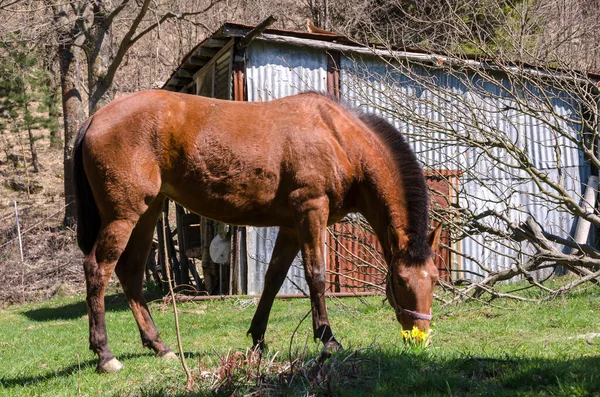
[401, 327, 431, 347]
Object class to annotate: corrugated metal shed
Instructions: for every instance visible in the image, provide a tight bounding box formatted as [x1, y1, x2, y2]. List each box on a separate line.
[339, 55, 590, 279]
[162, 22, 597, 292]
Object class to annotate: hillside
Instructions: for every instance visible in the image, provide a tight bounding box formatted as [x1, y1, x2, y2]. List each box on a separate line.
[0, 133, 84, 307]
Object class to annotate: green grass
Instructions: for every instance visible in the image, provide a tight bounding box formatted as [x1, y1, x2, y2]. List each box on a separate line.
[1, 286, 600, 396]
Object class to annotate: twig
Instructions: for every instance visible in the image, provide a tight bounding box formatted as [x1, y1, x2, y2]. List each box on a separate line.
[439, 279, 516, 308]
[0, 204, 70, 251]
[77, 353, 81, 396]
[162, 215, 194, 391]
[288, 308, 312, 373]
[544, 267, 600, 300]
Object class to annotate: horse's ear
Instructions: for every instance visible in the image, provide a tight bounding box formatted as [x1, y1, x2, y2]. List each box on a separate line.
[428, 223, 443, 251]
[388, 224, 399, 255]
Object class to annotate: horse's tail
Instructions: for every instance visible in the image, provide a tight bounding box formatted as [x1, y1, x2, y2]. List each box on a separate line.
[73, 117, 100, 256]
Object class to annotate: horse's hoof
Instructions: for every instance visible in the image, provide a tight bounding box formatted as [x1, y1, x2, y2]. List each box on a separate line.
[252, 338, 266, 352]
[323, 340, 342, 353]
[97, 358, 123, 373]
[319, 341, 343, 362]
[159, 351, 178, 361]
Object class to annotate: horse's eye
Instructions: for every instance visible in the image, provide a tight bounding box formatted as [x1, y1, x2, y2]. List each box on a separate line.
[396, 276, 406, 287]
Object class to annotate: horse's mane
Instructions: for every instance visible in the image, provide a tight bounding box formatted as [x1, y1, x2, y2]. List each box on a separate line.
[355, 112, 431, 262]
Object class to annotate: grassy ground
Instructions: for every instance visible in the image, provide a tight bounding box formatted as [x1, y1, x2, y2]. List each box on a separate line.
[1, 286, 600, 396]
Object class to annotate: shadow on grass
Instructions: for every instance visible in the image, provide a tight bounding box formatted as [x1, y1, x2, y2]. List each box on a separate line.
[22, 290, 165, 322]
[135, 349, 600, 396]
[354, 350, 600, 397]
[0, 351, 169, 389]
[0, 350, 211, 391]
[3, 346, 600, 396]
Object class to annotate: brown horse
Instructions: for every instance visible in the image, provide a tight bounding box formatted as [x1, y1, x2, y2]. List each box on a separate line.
[74, 90, 442, 373]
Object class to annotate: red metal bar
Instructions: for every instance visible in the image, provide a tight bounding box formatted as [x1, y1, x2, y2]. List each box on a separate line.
[326, 50, 340, 99]
[171, 291, 382, 302]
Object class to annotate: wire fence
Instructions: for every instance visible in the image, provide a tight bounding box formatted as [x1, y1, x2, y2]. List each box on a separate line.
[0, 200, 82, 307]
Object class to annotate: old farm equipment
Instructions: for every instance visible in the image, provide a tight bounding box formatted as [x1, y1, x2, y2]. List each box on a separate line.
[149, 202, 234, 295]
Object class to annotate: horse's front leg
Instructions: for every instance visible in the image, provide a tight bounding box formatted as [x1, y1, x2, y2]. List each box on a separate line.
[248, 230, 299, 349]
[293, 195, 342, 352]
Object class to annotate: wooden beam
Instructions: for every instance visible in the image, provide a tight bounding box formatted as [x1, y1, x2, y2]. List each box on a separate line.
[176, 69, 193, 78]
[206, 38, 229, 48]
[196, 47, 219, 58]
[169, 77, 192, 87]
[187, 56, 206, 66]
[236, 15, 277, 50]
[192, 39, 235, 80]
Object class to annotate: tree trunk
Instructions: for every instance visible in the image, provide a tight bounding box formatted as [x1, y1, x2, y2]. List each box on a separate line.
[26, 126, 40, 173]
[86, 6, 116, 115]
[23, 102, 40, 173]
[43, 41, 62, 147]
[48, 77, 62, 147]
[59, 43, 86, 227]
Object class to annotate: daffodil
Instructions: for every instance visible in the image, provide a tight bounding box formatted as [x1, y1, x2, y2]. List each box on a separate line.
[401, 327, 431, 348]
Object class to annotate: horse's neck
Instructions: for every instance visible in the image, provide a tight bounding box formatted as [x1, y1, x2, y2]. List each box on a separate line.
[357, 173, 408, 260]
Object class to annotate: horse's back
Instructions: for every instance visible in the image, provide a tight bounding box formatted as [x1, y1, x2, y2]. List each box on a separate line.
[82, 90, 368, 226]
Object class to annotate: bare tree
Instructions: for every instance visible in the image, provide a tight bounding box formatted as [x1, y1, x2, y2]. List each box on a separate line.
[341, 0, 600, 301]
[1, 0, 229, 226]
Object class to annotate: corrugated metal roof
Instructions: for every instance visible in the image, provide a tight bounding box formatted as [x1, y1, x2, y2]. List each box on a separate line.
[163, 21, 600, 92]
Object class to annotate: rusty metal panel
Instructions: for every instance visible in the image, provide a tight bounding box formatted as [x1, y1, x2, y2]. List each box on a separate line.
[426, 172, 459, 282]
[324, 173, 457, 292]
[325, 217, 385, 293]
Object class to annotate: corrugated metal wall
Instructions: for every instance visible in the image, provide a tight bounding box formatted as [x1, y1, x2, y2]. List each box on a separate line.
[242, 41, 591, 290]
[340, 55, 590, 280]
[247, 41, 329, 101]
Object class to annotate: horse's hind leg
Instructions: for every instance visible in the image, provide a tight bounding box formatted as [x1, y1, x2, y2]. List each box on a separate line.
[248, 230, 299, 348]
[84, 217, 138, 373]
[114, 196, 175, 360]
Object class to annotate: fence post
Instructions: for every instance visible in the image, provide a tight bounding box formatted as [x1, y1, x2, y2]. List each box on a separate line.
[14, 201, 23, 262]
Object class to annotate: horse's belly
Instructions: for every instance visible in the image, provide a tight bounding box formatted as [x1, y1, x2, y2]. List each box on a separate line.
[161, 175, 293, 227]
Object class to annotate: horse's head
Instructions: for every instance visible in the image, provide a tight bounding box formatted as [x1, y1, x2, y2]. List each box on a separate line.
[386, 224, 443, 332]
